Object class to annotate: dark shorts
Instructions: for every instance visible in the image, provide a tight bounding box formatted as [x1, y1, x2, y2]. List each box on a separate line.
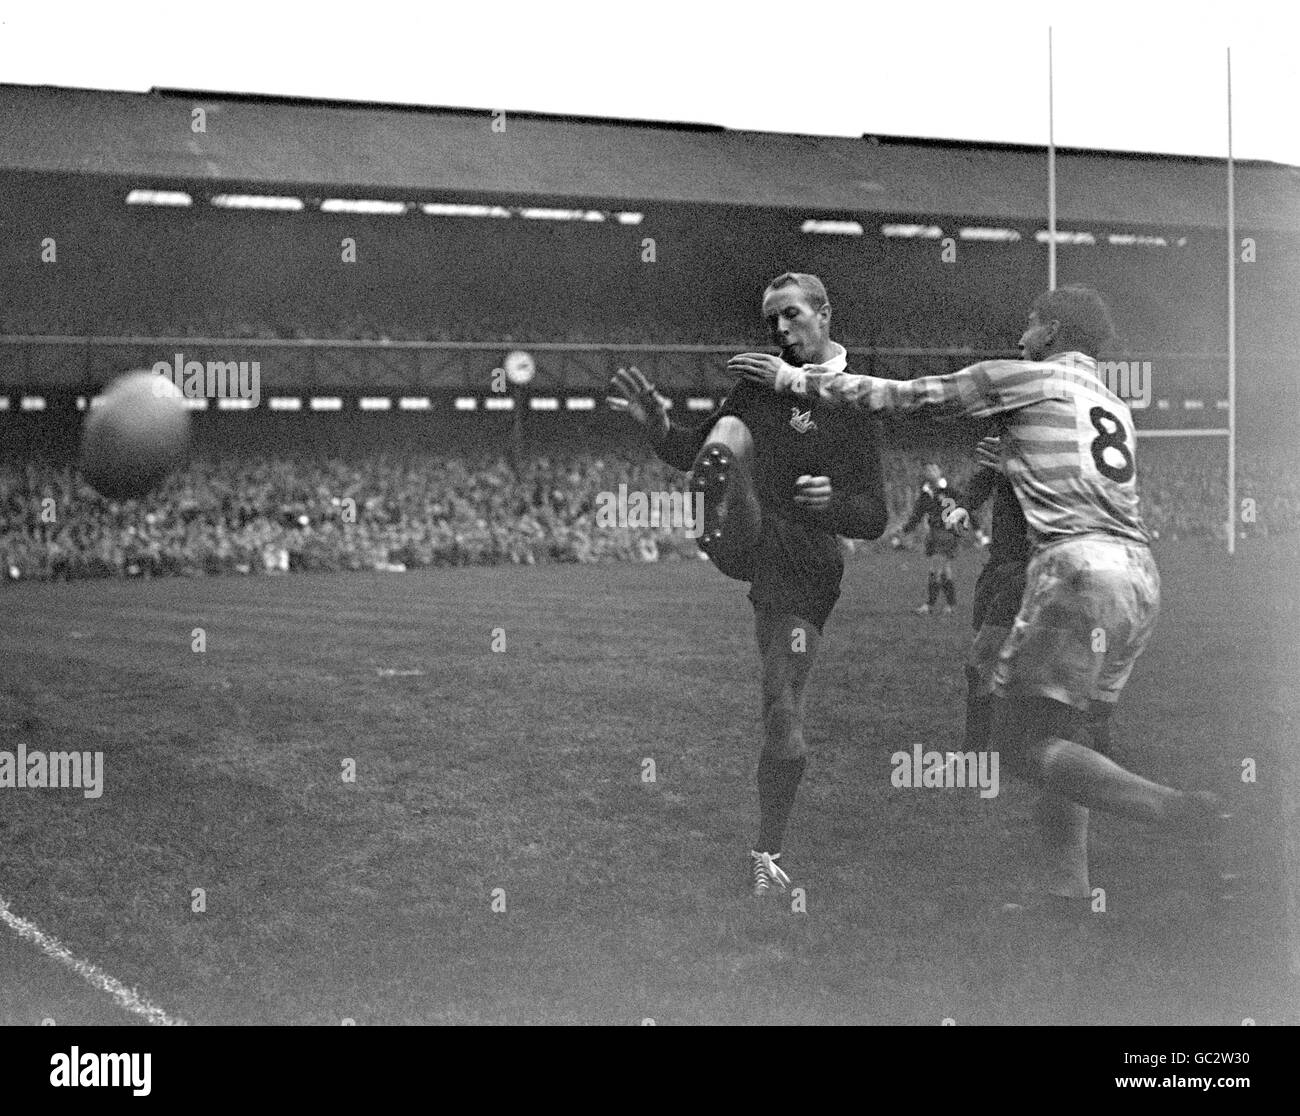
[971, 557, 1028, 632]
[925, 531, 960, 559]
[746, 513, 843, 633]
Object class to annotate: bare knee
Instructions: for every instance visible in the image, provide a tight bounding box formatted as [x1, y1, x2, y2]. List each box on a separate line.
[707, 415, 755, 457]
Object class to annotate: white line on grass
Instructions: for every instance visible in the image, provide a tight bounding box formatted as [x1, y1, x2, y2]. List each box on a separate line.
[0, 895, 187, 1026]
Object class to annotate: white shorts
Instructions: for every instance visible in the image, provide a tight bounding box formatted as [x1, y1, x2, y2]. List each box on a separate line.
[993, 536, 1160, 711]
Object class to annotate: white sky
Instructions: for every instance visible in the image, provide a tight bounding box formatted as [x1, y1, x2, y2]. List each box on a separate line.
[1, 0, 1296, 165]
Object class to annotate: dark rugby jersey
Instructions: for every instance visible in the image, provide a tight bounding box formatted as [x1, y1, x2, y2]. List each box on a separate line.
[964, 467, 1032, 565]
[652, 378, 888, 541]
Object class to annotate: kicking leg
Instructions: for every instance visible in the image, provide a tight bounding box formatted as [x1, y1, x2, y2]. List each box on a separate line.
[996, 696, 1217, 832]
[691, 416, 761, 581]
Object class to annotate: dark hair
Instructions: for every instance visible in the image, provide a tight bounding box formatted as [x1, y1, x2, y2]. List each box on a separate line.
[1031, 285, 1116, 356]
[765, 272, 829, 312]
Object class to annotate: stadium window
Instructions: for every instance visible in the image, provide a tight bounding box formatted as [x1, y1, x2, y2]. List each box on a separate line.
[421, 204, 511, 219]
[1107, 233, 1170, 247]
[518, 208, 605, 221]
[958, 227, 1022, 242]
[321, 199, 407, 215]
[211, 194, 305, 211]
[881, 224, 944, 239]
[126, 189, 192, 207]
[801, 219, 864, 235]
[1035, 230, 1096, 245]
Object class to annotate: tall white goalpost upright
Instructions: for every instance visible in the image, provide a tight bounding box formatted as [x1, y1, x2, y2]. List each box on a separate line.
[1045, 31, 1236, 554]
[1047, 27, 1056, 292]
[1226, 48, 1237, 558]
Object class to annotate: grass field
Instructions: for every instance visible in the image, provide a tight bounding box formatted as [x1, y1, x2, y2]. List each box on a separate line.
[1, 538, 1296, 1025]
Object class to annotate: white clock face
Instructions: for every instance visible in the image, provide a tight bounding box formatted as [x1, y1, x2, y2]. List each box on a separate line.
[504, 350, 536, 385]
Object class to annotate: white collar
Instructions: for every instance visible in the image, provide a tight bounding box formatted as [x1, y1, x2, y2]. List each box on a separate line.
[804, 341, 847, 373]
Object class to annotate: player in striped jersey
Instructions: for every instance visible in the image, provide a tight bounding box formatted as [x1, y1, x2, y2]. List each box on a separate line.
[729, 286, 1224, 841]
[949, 435, 1105, 905]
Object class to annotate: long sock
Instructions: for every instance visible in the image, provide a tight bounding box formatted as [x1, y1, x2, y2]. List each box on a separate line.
[1037, 737, 1180, 823]
[1035, 793, 1091, 898]
[942, 575, 956, 607]
[927, 574, 940, 608]
[964, 666, 993, 751]
[756, 752, 807, 853]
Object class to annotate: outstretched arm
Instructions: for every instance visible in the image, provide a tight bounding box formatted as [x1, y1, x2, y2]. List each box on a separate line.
[729, 353, 1056, 422]
[607, 366, 710, 472]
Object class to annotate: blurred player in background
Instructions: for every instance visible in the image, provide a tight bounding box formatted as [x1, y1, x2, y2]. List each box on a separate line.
[608, 272, 888, 899]
[729, 286, 1227, 862]
[893, 462, 962, 615]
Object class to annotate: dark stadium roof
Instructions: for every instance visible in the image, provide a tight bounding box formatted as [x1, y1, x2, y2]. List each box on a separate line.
[2, 84, 1298, 229]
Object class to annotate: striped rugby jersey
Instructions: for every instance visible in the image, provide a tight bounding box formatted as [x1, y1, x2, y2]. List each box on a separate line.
[775, 352, 1151, 548]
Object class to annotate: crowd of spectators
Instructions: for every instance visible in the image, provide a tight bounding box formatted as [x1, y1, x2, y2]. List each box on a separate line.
[3, 442, 1296, 583]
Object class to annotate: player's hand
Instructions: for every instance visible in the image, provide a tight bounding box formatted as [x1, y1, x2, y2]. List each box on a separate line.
[793, 474, 832, 511]
[975, 435, 1003, 473]
[607, 366, 670, 438]
[727, 352, 787, 389]
[941, 504, 972, 534]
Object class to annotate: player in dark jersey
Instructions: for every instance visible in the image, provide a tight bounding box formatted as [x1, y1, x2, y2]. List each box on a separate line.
[608, 272, 888, 899]
[893, 463, 962, 616]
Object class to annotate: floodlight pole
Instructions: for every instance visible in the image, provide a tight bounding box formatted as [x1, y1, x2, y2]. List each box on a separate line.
[1226, 48, 1237, 556]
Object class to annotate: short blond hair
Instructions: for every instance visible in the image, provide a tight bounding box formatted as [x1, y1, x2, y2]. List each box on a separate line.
[765, 272, 829, 312]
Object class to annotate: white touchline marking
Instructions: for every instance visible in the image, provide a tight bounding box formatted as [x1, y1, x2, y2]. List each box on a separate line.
[0, 895, 187, 1026]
